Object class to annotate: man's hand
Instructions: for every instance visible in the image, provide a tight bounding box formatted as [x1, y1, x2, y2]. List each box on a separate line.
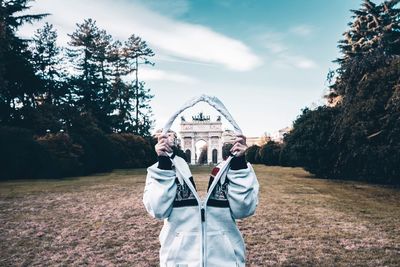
[230, 135, 248, 157]
[155, 134, 173, 156]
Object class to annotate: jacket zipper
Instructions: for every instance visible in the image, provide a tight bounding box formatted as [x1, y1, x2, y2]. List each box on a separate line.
[173, 157, 233, 267]
[201, 204, 206, 267]
[200, 161, 231, 267]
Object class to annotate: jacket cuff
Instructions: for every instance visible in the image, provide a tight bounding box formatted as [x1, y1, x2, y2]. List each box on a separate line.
[230, 155, 247, 170]
[158, 156, 172, 170]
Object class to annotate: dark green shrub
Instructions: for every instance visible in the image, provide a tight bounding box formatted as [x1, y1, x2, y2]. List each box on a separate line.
[282, 106, 338, 177]
[259, 141, 282, 166]
[0, 126, 52, 180]
[68, 112, 116, 174]
[245, 145, 260, 164]
[35, 133, 85, 178]
[109, 133, 156, 168]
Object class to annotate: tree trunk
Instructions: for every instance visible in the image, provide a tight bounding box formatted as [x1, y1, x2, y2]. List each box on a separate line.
[135, 56, 139, 134]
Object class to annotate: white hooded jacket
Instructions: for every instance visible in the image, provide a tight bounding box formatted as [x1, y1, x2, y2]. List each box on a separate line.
[143, 154, 259, 267]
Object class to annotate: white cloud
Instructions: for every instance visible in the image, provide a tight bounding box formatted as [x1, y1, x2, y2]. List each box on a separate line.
[18, 0, 262, 72]
[280, 55, 317, 69]
[136, 0, 190, 17]
[257, 29, 317, 70]
[140, 68, 197, 84]
[294, 58, 317, 69]
[289, 25, 315, 37]
[259, 32, 288, 53]
[154, 54, 215, 67]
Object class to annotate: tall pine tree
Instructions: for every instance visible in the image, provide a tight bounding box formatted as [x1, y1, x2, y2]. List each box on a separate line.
[67, 19, 114, 132]
[27, 22, 69, 133]
[132, 81, 154, 136]
[30, 22, 66, 105]
[0, 0, 47, 126]
[108, 40, 133, 132]
[124, 34, 154, 135]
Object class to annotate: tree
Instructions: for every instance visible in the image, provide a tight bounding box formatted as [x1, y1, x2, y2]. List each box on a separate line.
[326, 0, 400, 182]
[328, 58, 400, 182]
[245, 145, 260, 164]
[30, 22, 66, 105]
[281, 0, 400, 183]
[283, 0, 400, 184]
[66, 20, 155, 136]
[67, 18, 114, 132]
[26, 22, 72, 134]
[259, 141, 282, 166]
[0, 3, 159, 180]
[0, 0, 47, 126]
[336, 0, 400, 65]
[108, 40, 134, 132]
[329, 0, 400, 103]
[133, 81, 154, 136]
[282, 107, 339, 177]
[124, 34, 155, 135]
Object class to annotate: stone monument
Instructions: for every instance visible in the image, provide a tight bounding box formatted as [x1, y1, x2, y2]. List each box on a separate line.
[179, 112, 223, 164]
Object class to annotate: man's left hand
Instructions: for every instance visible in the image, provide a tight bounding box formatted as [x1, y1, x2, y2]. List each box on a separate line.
[230, 135, 248, 157]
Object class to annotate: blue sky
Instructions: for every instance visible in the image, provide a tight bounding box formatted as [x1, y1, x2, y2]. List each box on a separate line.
[20, 0, 365, 136]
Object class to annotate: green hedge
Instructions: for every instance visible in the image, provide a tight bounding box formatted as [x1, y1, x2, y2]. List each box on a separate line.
[0, 126, 157, 180]
[0, 126, 53, 179]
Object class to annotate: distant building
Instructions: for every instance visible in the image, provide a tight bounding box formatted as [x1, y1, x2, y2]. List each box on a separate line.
[270, 127, 292, 143]
[221, 130, 268, 147]
[246, 135, 269, 147]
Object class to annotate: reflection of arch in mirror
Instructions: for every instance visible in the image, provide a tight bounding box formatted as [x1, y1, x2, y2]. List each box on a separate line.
[162, 94, 242, 135]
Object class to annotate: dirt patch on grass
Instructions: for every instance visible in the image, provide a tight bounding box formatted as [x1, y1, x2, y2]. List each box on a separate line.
[0, 165, 399, 266]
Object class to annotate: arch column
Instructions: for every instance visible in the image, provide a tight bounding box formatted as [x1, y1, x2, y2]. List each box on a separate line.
[191, 136, 196, 164]
[218, 137, 223, 162]
[207, 135, 212, 164]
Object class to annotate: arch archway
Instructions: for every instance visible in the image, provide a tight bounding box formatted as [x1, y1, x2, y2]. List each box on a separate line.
[180, 117, 223, 165]
[212, 149, 218, 164]
[162, 95, 243, 186]
[185, 149, 191, 163]
[162, 95, 242, 135]
[195, 139, 207, 164]
[163, 95, 243, 165]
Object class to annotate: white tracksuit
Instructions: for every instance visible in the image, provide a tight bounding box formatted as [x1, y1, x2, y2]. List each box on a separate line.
[143, 154, 259, 267]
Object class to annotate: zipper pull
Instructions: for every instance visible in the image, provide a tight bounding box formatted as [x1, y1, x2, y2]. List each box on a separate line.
[201, 208, 205, 222]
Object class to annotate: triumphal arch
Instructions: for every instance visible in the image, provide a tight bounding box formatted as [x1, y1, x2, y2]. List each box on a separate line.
[179, 112, 224, 164]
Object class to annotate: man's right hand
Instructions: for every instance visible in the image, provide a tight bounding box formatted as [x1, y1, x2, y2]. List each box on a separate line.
[155, 134, 173, 156]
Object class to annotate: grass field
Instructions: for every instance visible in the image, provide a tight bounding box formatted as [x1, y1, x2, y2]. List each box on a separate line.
[0, 165, 399, 266]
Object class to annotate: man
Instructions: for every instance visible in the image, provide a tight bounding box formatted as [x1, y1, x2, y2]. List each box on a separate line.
[143, 130, 259, 267]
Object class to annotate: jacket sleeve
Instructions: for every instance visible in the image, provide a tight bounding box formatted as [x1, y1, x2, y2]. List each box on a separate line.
[142, 159, 177, 220]
[226, 156, 259, 219]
